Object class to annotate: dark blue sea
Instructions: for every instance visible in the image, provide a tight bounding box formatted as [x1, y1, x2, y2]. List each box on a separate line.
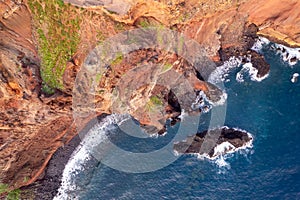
[56, 43, 300, 200]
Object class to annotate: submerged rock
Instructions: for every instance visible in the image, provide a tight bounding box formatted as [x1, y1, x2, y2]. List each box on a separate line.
[173, 127, 253, 158]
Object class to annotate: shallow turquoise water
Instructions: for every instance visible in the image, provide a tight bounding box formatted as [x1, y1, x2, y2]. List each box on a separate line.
[69, 45, 300, 199]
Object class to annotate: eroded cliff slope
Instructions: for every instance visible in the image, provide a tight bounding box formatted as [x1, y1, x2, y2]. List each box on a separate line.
[0, 0, 299, 195]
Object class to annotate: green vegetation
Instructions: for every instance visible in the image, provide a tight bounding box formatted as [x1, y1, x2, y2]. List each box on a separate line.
[146, 96, 163, 112]
[0, 183, 8, 194]
[161, 63, 173, 73]
[28, 0, 81, 91]
[23, 176, 29, 183]
[139, 19, 151, 28]
[41, 82, 55, 95]
[0, 184, 20, 200]
[6, 189, 20, 200]
[156, 31, 164, 45]
[150, 96, 163, 106]
[178, 11, 193, 23]
[114, 22, 125, 32]
[111, 52, 123, 65]
[95, 73, 102, 83]
[175, 36, 185, 55]
[96, 31, 106, 44]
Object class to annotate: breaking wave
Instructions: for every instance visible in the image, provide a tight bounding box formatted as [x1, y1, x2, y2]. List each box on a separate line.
[208, 56, 269, 85]
[274, 43, 300, 66]
[192, 127, 254, 168]
[252, 36, 300, 66]
[236, 62, 269, 83]
[54, 114, 131, 200]
[208, 57, 242, 84]
[251, 37, 270, 52]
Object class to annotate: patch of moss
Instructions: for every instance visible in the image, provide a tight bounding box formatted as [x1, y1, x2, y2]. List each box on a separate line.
[0, 184, 20, 200]
[28, 0, 81, 90]
[114, 22, 125, 32]
[95, 73, 102, 83]
[177, 36, 185, 54]
[23, 176, 29, 183]
[0, 183, 8, 194]
[41, 83, 55, 95]
[139, 19, 151, 28]
[161, 63, 173, 73]
[96, 31, 106, 44]
[156, 31, 164, 46]
[111, 52, 123, 66]
[150, 96, 163, 106]
[6, 189, 20, 200]
[146, 96, 163, 113]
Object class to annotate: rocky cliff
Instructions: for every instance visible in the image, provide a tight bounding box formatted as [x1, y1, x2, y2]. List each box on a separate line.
[0, 0, 299, 195]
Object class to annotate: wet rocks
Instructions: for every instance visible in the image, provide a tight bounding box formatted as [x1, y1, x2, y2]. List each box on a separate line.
[218, 23, 270, 79]
[248, 50, 270, 78]
[219, 23, 259, 60]
[1, 0, 300, 194]
[173, 127, 253, 158]
[291, 73, 299, 83]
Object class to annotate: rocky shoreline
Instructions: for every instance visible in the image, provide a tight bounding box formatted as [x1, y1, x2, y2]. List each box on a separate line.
[18, 34, 288, 198]
[20, 114, 109, 199]
[1, 0, 300, 197]
[20, 135, 81, 200]
[173, 127, 253, 159]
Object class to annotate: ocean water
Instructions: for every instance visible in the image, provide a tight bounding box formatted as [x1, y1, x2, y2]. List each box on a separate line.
[56, 42, 300, 199]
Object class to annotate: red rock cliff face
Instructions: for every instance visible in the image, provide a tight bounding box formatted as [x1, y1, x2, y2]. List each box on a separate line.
[0, 0, 299, 193]
[0, 0, 76, 191]
[240, 0, 300, 47]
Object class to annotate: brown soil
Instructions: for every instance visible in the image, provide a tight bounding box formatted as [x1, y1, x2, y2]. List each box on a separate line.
[0, 0, 299, 197]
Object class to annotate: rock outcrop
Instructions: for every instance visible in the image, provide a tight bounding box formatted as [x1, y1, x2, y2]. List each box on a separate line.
[173, 127, 253, 158]
[0, 0, 299, 195]
[240, 0, 300, 48]
[0, 0, 75, 192]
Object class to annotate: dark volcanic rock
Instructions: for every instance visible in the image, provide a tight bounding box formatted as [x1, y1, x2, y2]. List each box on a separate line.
[218, 23, 270, 79]
[20, 135, 81, 200]
[248, 50, 270, 78]
[173, 127, 253, 158]
[219, 23, 259, 62]
[20, 114, 109, 200]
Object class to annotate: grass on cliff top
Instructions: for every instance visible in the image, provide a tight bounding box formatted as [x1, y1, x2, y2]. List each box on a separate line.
[28, 0, 81, 92]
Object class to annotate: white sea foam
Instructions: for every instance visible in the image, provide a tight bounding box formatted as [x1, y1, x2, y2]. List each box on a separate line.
[208, 55, 269, 85]
[291, 73, 299, 83]
[212, 141, 235, 157]
[193, 127, 253, 166]
[54, 114, 131, 200]
[236, 62, 269, 82]
[173, 149, 180, 157]
[149, 130, 167, 138]
[53, 145, 90, 200]
[208, 57, 242, 84]
[191, 90, 215, 112]
[252, 36, 300, 66]
[178, 109, 188, 120]
[251, 37, 270, 52]
[215, 155, 231, 170]
[209, 91, 228, 106]
[274, 43, 300, 66]
[209, 37, 300, 84]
